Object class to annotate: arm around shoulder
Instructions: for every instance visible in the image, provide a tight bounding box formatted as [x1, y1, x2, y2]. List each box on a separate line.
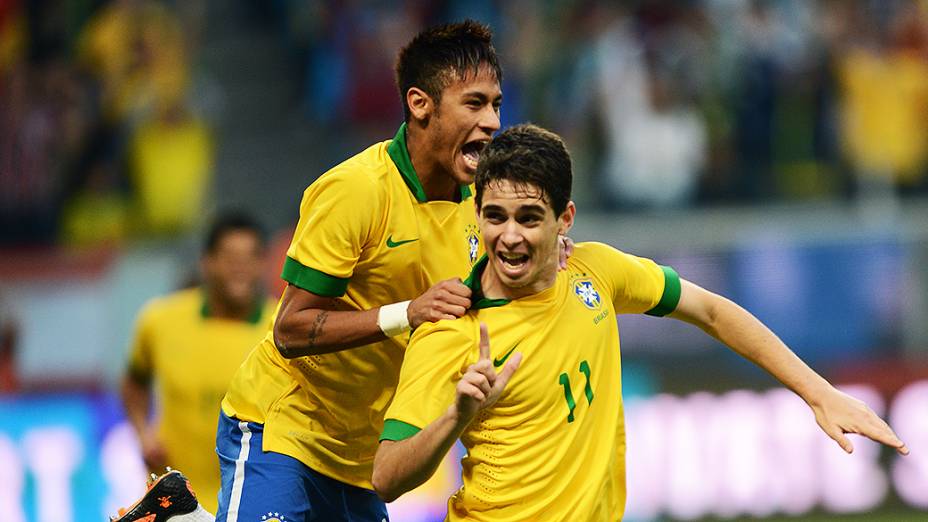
[272, 283, 384, 357]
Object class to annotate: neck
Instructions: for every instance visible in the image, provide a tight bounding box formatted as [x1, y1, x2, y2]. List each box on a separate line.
[406, 122, 459, 202]
[205, 289, 253, 321]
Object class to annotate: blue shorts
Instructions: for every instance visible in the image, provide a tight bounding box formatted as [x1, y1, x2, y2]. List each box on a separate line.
[215, 410, 389, 522]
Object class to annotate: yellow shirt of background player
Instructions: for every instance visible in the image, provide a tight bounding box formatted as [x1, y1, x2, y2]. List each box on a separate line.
[127, 288, 274, 513]
[221, 124, 484, 489]
[383, 242, 680, 521]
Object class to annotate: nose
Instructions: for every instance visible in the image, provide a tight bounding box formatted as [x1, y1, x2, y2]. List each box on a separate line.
[500, 220, 521, 246]
[480, 104, 500, 134]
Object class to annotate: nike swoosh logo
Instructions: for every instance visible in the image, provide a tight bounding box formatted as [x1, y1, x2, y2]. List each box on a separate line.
[493, 341, 520, 368]
[386, 235, 419, 248]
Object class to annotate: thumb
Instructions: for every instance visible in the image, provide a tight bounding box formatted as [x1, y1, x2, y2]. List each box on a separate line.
[827, 427, 854, 454]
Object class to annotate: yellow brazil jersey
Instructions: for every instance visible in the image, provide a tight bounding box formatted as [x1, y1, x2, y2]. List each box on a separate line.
[221, 123, 483, 489]
[381, 242, 681, 521]
[127, 287, 274, 513]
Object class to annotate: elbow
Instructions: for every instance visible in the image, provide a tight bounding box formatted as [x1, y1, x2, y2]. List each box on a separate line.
[371, 468, 399, 503]
[371, 447, 401, 502]
[273, 315, 298, 358]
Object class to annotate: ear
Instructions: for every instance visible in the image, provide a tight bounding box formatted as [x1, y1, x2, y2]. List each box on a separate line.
[406, 87, 433, 123]
[557, 201, 576, 235]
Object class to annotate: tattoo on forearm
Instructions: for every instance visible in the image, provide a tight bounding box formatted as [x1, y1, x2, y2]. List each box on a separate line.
[307, 311, 329, 350]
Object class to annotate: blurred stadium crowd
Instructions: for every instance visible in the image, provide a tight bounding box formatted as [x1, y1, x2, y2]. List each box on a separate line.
[3, 0, 928, 250]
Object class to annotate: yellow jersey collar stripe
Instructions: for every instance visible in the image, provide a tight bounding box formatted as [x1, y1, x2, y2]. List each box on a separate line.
[281, 256, 349, 297]
[386, 123, 473, 203]
[462, 254, 511, 310]
[380, 418, 421, 442]
[644, 265, 681, 317]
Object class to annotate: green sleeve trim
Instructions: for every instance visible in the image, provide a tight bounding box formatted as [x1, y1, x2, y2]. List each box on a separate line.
[281, 256, 349, 297]
[380, 418, 422, 441]
[645, 265, 681, 317]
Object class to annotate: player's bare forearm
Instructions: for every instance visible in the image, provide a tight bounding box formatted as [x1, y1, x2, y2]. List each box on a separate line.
[670, 279, 908, 454]
[273, 284, 387, 357]
[372, 406, 469, 502]
[669, 280, 830, 402]
[274, 306, 386, 357]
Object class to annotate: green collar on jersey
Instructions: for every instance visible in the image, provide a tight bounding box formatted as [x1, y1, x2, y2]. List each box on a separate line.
[462, 254, 511, 310]
[200, 291, 264, 324]
[386, 123, 473, 203]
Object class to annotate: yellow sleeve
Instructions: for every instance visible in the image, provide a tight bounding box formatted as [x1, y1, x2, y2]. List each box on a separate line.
[381, 320, 477, 441]
[126, 302, 157, 384]
[574, 242, 681, 316]
[280, 170, 384, 297]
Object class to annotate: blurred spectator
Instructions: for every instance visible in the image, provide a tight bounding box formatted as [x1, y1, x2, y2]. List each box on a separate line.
[77, 0, 188, 125]
[835, 1, 928, 196]
[128, 100, 214, 236]
[592, 6, 708, 209]
[60, 156, 131, 246]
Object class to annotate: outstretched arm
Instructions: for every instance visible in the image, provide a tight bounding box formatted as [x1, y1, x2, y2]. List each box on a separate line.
[372, 324, 522, 502]
[670, 279, 908, 455]
[273, 278, 472, 358]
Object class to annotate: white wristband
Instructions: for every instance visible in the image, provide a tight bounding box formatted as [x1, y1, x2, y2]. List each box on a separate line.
[378, 300, 411, 337]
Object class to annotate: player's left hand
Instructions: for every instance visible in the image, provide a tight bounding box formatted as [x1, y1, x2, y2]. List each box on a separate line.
[811, 387, 909, 456]
[558, 235, 574, 271]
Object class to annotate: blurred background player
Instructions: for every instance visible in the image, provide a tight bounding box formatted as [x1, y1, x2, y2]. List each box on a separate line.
[121, 212, 273, 514]
[214, 20, 501, 521]
[374, 124, 908, 520]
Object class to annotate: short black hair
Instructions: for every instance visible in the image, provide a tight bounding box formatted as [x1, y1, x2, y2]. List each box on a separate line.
[475, 124, 572, 216]
[204, 211, 266, 254]
[395, 19, 502, 121]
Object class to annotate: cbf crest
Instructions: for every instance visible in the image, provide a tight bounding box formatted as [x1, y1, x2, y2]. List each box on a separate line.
[574, 279, 602, 310]
[464, 224, 480, 264]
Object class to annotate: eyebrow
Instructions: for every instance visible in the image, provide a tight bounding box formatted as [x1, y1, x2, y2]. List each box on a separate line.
[482, 203, 547, 214]
[463, 91, 503, 104]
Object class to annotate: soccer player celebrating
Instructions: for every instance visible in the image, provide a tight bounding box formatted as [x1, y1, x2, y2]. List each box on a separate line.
[122, 212, 273, 515]
[215, 21, 505, 521]
[372, 124, 908, 520]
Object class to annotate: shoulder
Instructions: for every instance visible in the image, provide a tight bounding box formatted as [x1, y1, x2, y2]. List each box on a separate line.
[304, 141, 393, 201]
[136, 288, 199, 326]
[566, 242, 623, 272]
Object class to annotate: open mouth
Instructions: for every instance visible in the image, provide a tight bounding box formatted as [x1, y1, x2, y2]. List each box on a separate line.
[498, 251, 529, 270]
[461, 140, 487, 170]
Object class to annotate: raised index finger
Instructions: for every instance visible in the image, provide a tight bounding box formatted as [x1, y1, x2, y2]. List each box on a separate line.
[479, 322, 490, 361]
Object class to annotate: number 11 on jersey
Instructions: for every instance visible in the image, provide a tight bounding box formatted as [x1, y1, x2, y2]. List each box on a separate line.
[558, 360, 594, 423]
